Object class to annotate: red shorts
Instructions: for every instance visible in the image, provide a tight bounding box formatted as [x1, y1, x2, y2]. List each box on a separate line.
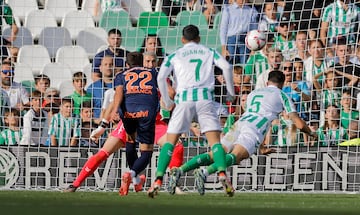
[154, 120, 168, 144]
[110, 121, 127, 144]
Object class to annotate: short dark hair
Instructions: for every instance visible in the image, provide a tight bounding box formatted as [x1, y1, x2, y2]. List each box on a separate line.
[126, 52, 143, 67]
[72, 71, 87, 82]
[35, 74, 50, 85]
[81, 100, 92, 109]
[182, 25, 200, 41]
[268, 70, 285, 84]
[108, 28, 122, 37]
[61, 97, 73, 106]
[31, 90, 42, 99]
[1, 60, 14, 70]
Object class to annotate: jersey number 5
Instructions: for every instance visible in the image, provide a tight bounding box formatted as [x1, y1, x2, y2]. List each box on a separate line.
[248, 95, 263, 113]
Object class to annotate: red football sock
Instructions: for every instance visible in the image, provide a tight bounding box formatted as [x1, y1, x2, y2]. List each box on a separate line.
[168, 143, 184, 169]
[73, 149, 109, 187]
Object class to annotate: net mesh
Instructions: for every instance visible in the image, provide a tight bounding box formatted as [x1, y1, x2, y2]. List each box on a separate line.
[0, 0, 360, 193]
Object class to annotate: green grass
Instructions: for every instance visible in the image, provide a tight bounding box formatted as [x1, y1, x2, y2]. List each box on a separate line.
[0, 191, 360, 215]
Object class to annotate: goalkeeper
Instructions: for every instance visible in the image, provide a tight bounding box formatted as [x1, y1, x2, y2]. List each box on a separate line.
[168, 70, 318, 195]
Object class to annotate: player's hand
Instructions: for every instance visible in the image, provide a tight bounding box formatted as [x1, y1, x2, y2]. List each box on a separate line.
[259, 144, 276, 155]
[90, 119, 109, 141]
[90, 126, 105, 142]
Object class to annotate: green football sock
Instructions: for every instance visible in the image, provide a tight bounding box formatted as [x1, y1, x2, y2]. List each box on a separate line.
[206, 153, 237, 175]
[155, 142, 174, 178]
[211, 143, 226, 172]
[180, 153, 212, 173]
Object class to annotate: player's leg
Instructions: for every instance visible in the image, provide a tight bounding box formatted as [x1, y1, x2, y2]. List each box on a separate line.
[65, 135, 125, 192]
[148, 103, 193, 198]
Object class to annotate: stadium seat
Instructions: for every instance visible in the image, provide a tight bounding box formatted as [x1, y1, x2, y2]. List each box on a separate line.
[213, 12, 222, 30]
[7, 0, 38, 24]
[83, 27, 108, 43]
[24, 9, 57, 40]
[175, 11, 208, 28]
[96, 44, 108, 54]
[44, 0, 78, 24]
[82, 63, 94, 88]
[17, 45, 51, 75]
[62, 10, 96, 40]
[58, 80, 75, 98]
[99, 10, 132, 33]
[55, 46, 90, 73]
[199, 28, 221, 52]
[41, 63, 73, 88]
[137, 11, 169, 35]
[81, 0, 102, 23]
[157, 27, 183, 54]
[120, 27, 145, 52]
[13, 62, 34, 83]
[38, 27, 72, 59]
[3, 27, 33, 48]
[76, 29, 107, 58]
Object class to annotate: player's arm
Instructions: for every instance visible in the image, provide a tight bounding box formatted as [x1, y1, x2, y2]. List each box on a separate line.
[288, 112, 316, 138]
[213, 50, 235, 97]
[158, 56, 175, 109]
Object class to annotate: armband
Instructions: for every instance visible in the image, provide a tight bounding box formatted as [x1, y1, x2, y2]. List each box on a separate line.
[99, 119, 110, 128]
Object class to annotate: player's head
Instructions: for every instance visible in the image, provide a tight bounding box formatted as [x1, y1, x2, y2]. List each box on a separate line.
[267, 70, 285, 88]
[126, 52, 143, 68]
[182, 25, 200, 44]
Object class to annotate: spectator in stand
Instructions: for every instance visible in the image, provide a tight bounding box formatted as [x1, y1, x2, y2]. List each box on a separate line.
[332, 36, 360, 87]
[273, 12, 297, 60]
[78, 101, 99, 147]
[6, 46, 19, 63]
[315, 105, 347, 146]
[69, 72, 92, 117]
[0, 87, 9, 131]
[0, 60, 29, 110]
[48, 98, 80, 147]
[258, 0, 279, 33]
[184, 0, 218, 25]
[244, 33, 275, 86]
[87, 55, 115, 119]
[320, 0, 360, 51]
[304, 39, 330, 88]
[42, 87, 61, 108]
[339, 120, 360, 145]
[92, 29, 129, 81]
[292, 58, 306, 82]
[139, 35, 164, 66]
[281, 60, 311, 121]
[340, 89, 359, 129]
[220, 0, 259, 65]
[162, 0, 185, 22]
[255, 47, 283, 89]
[93, 0, 129, 17]
[34, 74, 50, 96]
[0, 108, 21, 145]
[292, 31, 310, 61]
[0, 1, 18, 60]
[20, 90, 49, 146]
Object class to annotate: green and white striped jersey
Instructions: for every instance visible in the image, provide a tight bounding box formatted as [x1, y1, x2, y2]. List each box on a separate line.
[0, 128, 22, 145]
[158, 42, 234, 107]
[48, 113, 80, 146]
[318, 89, 341, 110]
[244, 50, 269, 85]
[316, 125, 347, 146]
[340, 109, 359, 129]
[239, 85, 296, 137]
[304, 57, 330, 87]
[322, 1, 360, 42]
[274, 33, 297, 60]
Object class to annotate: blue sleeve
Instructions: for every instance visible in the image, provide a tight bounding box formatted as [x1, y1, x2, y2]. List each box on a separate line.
[113, 73, 124, 88]
[298, 82, 310, 95]
[92, 52, 104, 73]
[249, 7, 259, 31]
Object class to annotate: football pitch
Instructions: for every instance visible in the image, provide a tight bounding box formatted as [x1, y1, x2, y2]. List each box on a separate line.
[1, 191, 360, 215]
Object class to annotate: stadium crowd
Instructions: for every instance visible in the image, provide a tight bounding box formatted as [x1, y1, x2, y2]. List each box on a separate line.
[0, 0, 360, 149]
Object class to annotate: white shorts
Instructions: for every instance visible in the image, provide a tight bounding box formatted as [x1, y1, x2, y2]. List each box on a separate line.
[167, 100, 221, 134]
[221, 121, 264, 155]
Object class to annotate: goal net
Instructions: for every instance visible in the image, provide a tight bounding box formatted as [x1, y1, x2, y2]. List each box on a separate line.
[1, 0, 360, 193]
